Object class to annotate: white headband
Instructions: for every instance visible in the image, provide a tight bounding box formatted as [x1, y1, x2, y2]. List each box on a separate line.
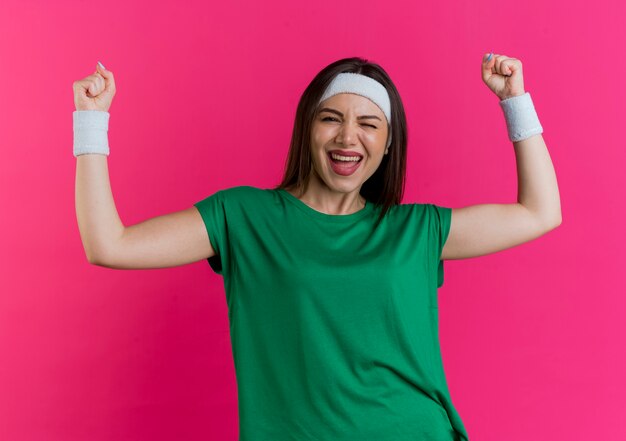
[318, 72, 393, 148]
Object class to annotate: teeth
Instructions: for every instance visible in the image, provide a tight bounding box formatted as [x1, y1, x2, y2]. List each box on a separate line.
[331, 153, 362, 162]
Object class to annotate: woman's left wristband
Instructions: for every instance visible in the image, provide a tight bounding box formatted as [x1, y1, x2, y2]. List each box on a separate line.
[499, 92, 543, 142]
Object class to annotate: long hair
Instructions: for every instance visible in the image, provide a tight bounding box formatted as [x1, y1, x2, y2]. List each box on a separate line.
[273, 56, 408, 228]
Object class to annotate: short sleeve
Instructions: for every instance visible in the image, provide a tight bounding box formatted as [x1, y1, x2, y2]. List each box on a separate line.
[193, 190, 229, 276]
[427, 204, 452, 288]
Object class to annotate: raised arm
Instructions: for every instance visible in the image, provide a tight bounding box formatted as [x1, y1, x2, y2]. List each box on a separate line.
[73, 63, 215, 269]
[440, 54, 562, 261]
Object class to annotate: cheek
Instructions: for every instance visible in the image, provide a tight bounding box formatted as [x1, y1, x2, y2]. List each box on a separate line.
[312, 125, 334, 142]
[362, 128, 383, 142]
[310, 125, 323, 146]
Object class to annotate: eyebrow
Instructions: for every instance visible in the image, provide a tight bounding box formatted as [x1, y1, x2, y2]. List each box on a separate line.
[318, 107, 382, 122]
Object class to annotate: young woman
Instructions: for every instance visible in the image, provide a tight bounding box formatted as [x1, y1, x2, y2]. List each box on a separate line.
[73, 55, 561, 441]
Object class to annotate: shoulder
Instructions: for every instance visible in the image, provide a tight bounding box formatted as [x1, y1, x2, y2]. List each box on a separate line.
[208, 185, 279, 213]
[195, 185, 267, 209]
[214, 185, 269, 201]
[396, 202, 448, 215]
[385, 202, 429, 219]
[384, 202, 451, 229]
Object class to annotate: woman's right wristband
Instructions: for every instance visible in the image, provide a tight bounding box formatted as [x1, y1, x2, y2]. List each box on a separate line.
[73, 110, 110, 157]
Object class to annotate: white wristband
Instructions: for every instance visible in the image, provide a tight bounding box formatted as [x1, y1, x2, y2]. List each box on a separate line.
[499, 92, 543, 142]
[73, 110, 110, 157]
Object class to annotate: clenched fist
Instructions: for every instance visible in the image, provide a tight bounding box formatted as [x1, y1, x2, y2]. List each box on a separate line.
[73, 62, 116, 112]
[481, 52, 526, 101]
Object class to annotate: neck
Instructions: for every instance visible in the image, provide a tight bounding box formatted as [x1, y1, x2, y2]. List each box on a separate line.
[286, 173, 365, 215]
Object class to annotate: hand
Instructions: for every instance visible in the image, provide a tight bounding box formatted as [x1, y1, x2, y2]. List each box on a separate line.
[73, 62, 116, 112]
[481, 53, 526, 101]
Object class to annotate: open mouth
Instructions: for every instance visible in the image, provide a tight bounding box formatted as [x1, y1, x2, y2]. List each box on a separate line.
[327, 152, 363, 176]
[327, 151, 363, 164]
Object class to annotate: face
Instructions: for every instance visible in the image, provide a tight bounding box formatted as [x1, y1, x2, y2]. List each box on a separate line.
[308, 92, 390, 195]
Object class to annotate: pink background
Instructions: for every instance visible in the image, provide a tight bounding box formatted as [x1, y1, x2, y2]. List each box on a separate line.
[1, 0, 624, 440]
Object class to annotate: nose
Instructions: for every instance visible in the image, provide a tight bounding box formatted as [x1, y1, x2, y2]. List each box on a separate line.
[336, 121, 358, 146]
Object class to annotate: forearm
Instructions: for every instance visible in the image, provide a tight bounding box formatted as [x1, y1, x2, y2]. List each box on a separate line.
[74, 113, 125, 263]
[498, 91, 562, 228]
[513, 133, 562, 228]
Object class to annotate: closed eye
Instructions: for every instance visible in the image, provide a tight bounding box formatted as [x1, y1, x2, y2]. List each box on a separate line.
[321, 116, 377, 129]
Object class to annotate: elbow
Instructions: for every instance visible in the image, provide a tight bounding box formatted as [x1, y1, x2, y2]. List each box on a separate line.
[87, 255, 103, 266]
[523, 204, 562, 232]
[86, 247, 109, 267]
[83, 236, 119, 267]
[84, 245, 98, 265]
[544, 213, 562, 232]
[87, 251, 103, 266]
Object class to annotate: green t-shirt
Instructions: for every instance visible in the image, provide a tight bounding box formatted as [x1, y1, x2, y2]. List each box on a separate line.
[194, 185, 468, 441]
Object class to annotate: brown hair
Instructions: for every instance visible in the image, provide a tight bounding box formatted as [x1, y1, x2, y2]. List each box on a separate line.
[272, 56, 408, 228]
